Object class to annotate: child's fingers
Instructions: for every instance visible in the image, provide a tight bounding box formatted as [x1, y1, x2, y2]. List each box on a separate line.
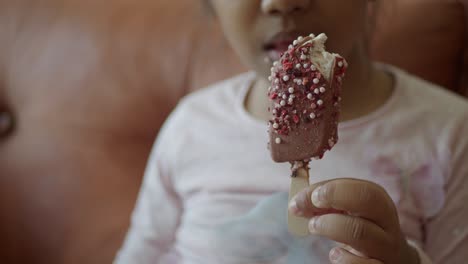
[288, 181, 345, 217]
[329, 247, 384, 264]
[310, 179, 398, 231]
[308, 213, 390, 261]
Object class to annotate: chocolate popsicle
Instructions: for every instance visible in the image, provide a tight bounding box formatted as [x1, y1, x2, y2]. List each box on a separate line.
[267, 33, 348, 235]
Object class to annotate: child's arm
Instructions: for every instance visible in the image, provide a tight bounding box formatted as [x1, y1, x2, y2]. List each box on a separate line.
[114, 110, 184, 263]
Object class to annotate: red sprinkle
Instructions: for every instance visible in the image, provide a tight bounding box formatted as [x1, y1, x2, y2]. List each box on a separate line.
[293, 115, 300, 124]
[283, 61, 293, 71]
[270, 93, 278, 99]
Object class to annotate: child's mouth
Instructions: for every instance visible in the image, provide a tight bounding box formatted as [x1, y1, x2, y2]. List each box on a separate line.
[263, 31, 303, 62]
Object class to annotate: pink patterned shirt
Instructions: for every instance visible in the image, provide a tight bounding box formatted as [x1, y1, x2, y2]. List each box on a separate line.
[116, 66, 468, 264]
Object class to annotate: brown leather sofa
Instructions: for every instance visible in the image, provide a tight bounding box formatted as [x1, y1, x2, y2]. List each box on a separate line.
[0, 0, 466, 263]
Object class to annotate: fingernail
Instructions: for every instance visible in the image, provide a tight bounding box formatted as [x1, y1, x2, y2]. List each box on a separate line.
[288, 199, 303, 216]
[330, 248, 342, 262]
[308, 217, 319, 233]
[311, 185, 325, 207]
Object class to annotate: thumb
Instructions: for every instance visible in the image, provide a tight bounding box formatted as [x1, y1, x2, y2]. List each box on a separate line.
[288, 181, 344, 218]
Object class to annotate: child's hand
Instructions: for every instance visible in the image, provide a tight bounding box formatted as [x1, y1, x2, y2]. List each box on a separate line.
[289, 179, 420, 264]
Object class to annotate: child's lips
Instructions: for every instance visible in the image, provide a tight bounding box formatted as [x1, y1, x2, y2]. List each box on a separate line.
[266, 49, 284, 62]
[265, 43, 290, 62]
[263, 31, 303, 62]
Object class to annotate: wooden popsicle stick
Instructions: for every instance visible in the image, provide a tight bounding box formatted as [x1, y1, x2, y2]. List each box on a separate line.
[287, 166, 310, 236]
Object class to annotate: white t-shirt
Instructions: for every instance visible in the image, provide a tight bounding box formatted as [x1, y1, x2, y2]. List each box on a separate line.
[115, 66, 468, 264]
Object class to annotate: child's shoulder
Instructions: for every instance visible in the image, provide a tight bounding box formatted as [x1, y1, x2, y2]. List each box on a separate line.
[160, 72, 254, 132]
[392, 66, 468, 118]
[178, 72, 254, 111]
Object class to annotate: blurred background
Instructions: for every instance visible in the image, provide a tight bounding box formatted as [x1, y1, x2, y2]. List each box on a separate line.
[0, 0, 466, 263]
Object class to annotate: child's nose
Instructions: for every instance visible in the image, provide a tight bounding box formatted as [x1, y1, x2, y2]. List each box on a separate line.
[261, 0, 310, 15]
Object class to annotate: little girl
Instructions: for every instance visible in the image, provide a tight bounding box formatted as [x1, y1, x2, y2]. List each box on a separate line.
[116, 0, 468, 263]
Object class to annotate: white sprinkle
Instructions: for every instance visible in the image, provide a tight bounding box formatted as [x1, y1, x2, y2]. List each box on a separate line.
[268, 76, 272, 81]
[275, 138, 282, 144]
[270, 67, 275, 72]
[282, 94, 287, 99]
[307, 93, 313, 100]
[320, 87, 326, 93]
[272, 109, 277, 114]
[338, 61, 344, 67]
[309, 33, 315, 38]
[283, 75, 290, 82]
[300, 54, 307, 60]
[317, 100, 324, 106]
[297, 79, 303, 85]
[314, 88, 320, 94]
[273, 61, 279, 66]
[313, 78, 320, 84]
[303, 64, 309, 68]
[293, 40, 298, 45]
[288, 45, 294, 49]
[290, 94, 295, 99]
[288, 98, 294, 104]
[275, 79, 279, 84]
[309, 113, 316, 119]
[288, 87, 295, 93]
[280, 100, 286, 106]
[273, 123, 279, 129]
[310, 64, 317, 71]
[297, 36, 304, 41]
[296, 64, 301, 69]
